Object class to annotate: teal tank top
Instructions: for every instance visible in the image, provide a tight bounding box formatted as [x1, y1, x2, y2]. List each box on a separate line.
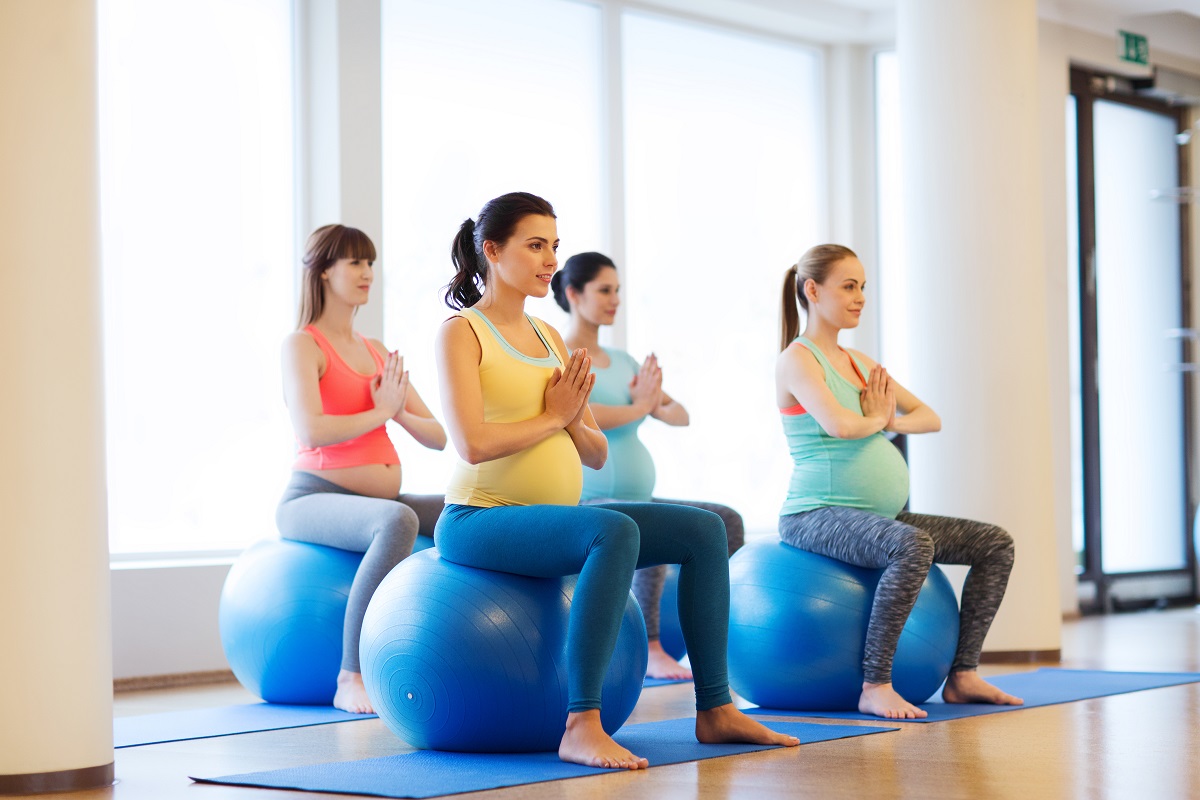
[780, 337, 909, 519]
[580, 347, 657, 501]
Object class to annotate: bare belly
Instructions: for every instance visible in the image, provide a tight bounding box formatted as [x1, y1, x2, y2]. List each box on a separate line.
[307, 463, 402, 499]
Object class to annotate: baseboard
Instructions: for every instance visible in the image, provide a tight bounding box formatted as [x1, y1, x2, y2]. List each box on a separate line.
[114, 669, 236, 693]
[980, 649, 1062, 664]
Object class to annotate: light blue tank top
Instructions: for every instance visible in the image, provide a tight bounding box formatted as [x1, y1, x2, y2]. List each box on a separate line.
[780, 337, 909, 519]
[580, 347, 657, 501]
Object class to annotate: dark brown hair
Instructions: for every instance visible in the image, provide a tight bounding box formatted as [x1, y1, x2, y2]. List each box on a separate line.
[297, 224, 377, 328]
[779, 244, 857, 351]
[446, 192, 557, 309]
[551, 251, 616, 312]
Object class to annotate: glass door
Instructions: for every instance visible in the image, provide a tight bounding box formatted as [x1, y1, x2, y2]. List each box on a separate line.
[1069, 67, 1196, 611]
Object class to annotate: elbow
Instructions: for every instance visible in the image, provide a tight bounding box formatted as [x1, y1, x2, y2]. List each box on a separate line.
[929, 415, 942, 433]
[459, 442, 489, 465]
[293, 427, 322, 450]
[584, 452, 607, 471]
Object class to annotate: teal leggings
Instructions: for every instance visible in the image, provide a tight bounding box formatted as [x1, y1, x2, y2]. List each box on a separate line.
[435, 502, 733, 713]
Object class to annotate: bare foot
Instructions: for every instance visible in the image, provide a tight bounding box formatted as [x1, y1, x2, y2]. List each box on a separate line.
[646, 639, 692, 681]
[942, 670, 1024, 706]
[333, 670, 374, 714]
[559, 710, 649, 770]
[858, 682, 927, 719]
[695, 703, 800, 747]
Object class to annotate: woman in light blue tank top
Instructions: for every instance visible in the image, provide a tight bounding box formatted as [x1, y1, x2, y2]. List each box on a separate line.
[775, 244, 1021, 720]
[552, 252, 745, 681]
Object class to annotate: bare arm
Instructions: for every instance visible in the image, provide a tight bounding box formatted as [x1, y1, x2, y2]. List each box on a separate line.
[775, 344, 892, 440]
[435, 318, 595, 465]
[281, 332, 400, 448]
[851, 350, 941, 435]
[650, 389, 689, 426]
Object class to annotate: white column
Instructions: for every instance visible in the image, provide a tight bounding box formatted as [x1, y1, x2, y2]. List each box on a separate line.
[898, 0, 1062, 654]
[296, 0, 384, 338]
[0, 0, 114, 792]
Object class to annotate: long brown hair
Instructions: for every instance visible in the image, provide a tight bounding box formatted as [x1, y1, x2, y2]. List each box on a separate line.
[297, 224, 377, 328]
[779, 244, 858, 351]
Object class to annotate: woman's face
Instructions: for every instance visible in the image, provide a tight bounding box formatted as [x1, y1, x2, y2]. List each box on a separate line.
[809, 256, 866, 329]
[486, 214, 560, 299]
[571, 266, 620, 327]
[322, 256, 374, 307]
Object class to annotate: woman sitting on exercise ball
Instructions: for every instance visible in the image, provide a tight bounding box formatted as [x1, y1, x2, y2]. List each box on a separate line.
[552, 251, 745, 680]
[775, 243, 1022, 719]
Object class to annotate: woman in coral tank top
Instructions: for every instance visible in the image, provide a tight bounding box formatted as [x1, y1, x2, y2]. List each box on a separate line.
[278, 224, 446, 714]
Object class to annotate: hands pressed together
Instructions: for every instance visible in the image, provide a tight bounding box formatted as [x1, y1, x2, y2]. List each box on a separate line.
[860, 365, 896, 431]
[545, 348, 596, 429]
[629, 354, 664, 416]
[371, 351, 410, 418]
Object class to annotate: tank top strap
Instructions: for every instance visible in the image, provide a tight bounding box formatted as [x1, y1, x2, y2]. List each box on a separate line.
[528, 315, 566, 367]
[359, 334, 387, 371]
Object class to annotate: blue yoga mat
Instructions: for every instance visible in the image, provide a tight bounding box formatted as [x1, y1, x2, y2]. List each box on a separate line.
[115, 704, 377, 748]
[643, 676, 691, 687]
[745, 668, 1200, 723]
[191, 717, 895, 798]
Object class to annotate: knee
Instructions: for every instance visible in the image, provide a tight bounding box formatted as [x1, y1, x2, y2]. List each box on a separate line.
[595, 515, 641, 560]
[988, 527, 1016, 567]
[717, 507, 745, 555]
[375, 504, 420, 547]
[893, 529, 935, 568]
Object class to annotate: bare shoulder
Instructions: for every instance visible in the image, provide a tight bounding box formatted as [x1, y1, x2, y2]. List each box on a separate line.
[368, 337, 393, 358]
[777, 341, 822, 379]
[437, 315, 481, 357]
[282, 330, 321, 360]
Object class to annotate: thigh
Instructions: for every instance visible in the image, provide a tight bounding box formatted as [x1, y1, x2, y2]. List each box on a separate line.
[779, 507, 923, 570]
[434, 503, 637, 578]
[595, 501, 725, 569]
[653, 497, 743, 554]
[277, 491, 404, 553]
[896, 511, 1010, 565]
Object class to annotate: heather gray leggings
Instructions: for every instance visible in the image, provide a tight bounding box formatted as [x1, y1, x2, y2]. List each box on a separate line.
[779, 507, 1015, 685]
[583, 497, 744, 639]
[275, 471, 444, 672]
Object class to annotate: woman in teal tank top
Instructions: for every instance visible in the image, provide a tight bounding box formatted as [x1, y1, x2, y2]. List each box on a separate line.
[435, 192, 798, 770]
[552, 252, 745, 681]
[775, 244, 1021, 720]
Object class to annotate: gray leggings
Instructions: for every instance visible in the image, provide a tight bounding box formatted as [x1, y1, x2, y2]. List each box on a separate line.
[275, 471, 444, 672]
[583, 497, 744, 640]
[779, 507, 1014, 685]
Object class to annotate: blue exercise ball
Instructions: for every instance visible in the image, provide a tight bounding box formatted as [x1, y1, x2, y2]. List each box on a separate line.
[219, 539, 361, 704]
[658, 564, 687, 661]
[361, 549, 648, 752]
[728, 539, 959, 710]
[411, 534, 435, 553]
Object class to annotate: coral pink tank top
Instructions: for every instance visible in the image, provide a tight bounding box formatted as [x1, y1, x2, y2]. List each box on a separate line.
[292, 325, 400, 471]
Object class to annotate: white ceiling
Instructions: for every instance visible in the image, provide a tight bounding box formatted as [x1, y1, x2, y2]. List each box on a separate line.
[633, 0, 1200, 59]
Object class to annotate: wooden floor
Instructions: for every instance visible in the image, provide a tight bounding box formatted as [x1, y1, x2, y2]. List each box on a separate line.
[65, 607, 1200, 799]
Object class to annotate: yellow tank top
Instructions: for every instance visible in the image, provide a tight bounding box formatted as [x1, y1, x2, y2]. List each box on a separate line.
[444, 308, 584, 507]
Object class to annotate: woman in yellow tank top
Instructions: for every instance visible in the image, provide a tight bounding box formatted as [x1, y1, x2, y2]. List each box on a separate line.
[434, 192, 798, 771]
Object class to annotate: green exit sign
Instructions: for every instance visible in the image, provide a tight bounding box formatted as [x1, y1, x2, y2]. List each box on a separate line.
[1118, 30, 1149, 65]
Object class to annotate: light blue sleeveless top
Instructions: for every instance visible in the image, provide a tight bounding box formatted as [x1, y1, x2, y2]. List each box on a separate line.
[580, 347, 657, 501]
[780, 337, 909, 519]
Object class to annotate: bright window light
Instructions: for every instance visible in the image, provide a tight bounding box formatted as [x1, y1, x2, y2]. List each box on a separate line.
[381, 0, 606, 494]
[98, 0, 296, 555]
[621, 12, 822, 537]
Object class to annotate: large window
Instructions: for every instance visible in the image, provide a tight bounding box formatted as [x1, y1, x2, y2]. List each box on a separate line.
[622, 13, 822, 536]
[98, 0, 296, 555]
[381, 0, 607, 494]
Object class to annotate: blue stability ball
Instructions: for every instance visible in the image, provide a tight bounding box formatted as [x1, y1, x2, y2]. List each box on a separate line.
[411, 534, 435, 554]
[361, 549, 648, 753]
[728, 540, 960, 710]
[219, 539, 362, 704]
[658, 564, 687, 661]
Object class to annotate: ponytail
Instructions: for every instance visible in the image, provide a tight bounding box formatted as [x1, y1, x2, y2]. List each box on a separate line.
[446, 218, 485, 310]
[443, 192, 557, 310]
[779, 264, 801, 352]
[550, 271, 568, 311]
